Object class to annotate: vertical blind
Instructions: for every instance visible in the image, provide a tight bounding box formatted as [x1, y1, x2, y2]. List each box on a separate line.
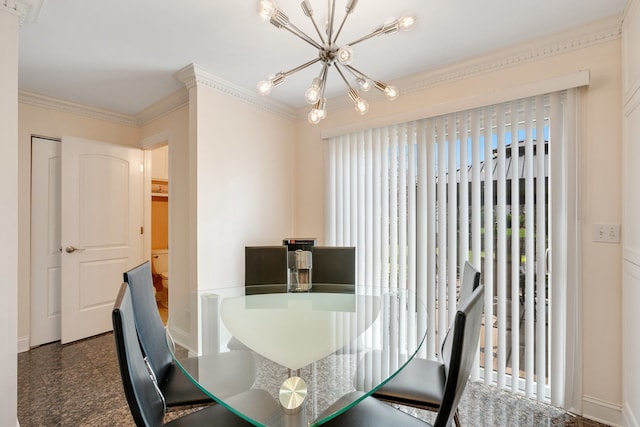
[325, 91, 571, 404]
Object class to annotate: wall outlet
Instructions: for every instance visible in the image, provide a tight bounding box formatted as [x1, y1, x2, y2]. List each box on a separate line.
[593, 224, 620, 243]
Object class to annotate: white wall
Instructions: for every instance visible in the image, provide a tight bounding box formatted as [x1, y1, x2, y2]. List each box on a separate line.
[622, 0, 640, 425]
[0, 5, 20, 425]
[294, 18, 624, 425]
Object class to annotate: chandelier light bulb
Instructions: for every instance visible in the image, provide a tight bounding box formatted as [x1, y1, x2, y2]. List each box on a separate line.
[384, 85, 399, 100]
[318, 108, 327, 120]
[337, 46, 354, 65]
[257, 79, 274, 96]
[300, 0, 313, 17]
[304, 78, 321, 104]
[357, 77, 372, 92]
[398, 13, 417, 31]
[258, 0, 278, 21]
[354, 98, 369, 115]
[308, 109, 322, 124]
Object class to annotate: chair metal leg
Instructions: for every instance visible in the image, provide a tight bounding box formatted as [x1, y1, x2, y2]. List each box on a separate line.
[454, 409, 461, 427]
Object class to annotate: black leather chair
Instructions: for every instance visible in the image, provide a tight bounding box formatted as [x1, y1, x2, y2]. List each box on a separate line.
[310, 246, 356, 294]
[320, 284, 485, 427]
[458, 261, 481, 309]
[113, 282, 278, 426]
[123, 262, 212, 408]
[369, 261, 480, 427]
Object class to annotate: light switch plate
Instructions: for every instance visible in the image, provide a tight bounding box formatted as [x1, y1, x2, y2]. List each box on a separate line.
[593, 224, 620, 243]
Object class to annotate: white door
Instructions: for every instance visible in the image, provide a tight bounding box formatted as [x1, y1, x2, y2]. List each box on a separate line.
[60, 136, 144, 344]
[30, 137, 62, 346]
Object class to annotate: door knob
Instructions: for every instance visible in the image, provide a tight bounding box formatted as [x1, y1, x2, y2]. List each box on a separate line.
[65, 245, 85, 253]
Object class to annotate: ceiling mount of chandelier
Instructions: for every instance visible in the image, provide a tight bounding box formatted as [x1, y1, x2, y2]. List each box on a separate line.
[256, 0, 417, 124]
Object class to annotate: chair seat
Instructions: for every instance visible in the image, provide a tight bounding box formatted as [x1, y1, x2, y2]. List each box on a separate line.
[374, 357, 445, 410]
[318, 391, 428, 427]
[161, 362, 212, 408]
[166, 389, 280, 427]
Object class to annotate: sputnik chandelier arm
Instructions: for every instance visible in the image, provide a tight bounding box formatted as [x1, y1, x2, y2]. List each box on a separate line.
[257, 57, 322, 96]
[256, 0, 417, 124]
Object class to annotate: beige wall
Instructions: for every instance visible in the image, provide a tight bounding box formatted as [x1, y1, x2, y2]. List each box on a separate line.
[178, 74, 297, 350]
[622, 0, 640, 425]
[137, 71, 297, 349]
[294, 36, 623, 423]
[1, 5, 20, 424]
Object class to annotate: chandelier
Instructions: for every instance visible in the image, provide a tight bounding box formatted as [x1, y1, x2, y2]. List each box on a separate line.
[256, 0, 417, 124]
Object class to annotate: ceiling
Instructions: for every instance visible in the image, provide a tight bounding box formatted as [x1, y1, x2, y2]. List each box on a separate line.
[17, 0, 627, 117]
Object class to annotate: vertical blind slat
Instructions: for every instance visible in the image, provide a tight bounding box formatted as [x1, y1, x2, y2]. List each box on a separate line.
[447, 114, 458, 324]
[510, 101, 521, 393]
[390, 126, 399, 289]
[459, 112, 470, 298]
[426, 119, 438, 360]
[535, 95, 547, 401]
[382, 128, 390, 288]
[496, 103, 507, 389]
[524, 98, 536, 398]
[483, 106, 494, 384]
[416, 120, 428, 358]
[350, 133, 359, 247]
[365, 129, 373, 287]
[326, 138, 336, 245]
[373, 129, 382, 287]
[399, 123, 408, 291]
[549, 91, 566, 407]
[357, 132, 366, 279]
[436, 116, 448, 350]
[470, 109, 483, 380]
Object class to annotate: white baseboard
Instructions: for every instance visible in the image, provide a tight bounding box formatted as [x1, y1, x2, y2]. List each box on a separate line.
[583, 395, 623, 426]
[167, 325, 191, 353]
[624, 401, 640, 427]
[17, 336, 29, 353]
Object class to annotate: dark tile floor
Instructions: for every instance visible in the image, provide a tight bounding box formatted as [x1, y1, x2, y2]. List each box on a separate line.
[18, 332, 610, 426]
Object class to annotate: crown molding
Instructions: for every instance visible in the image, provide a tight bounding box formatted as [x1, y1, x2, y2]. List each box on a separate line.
[19, 90, 139, 127]
[175, 63, 298, 121]
[135, 88, 189, 126]
[18, 88, 189, 128]
[298, 14, 623, 121]
[19, 0, 44, 24]
[400, 14, 622, 96]
[18, 14, 623, 128]
[1, 0, 28, 24]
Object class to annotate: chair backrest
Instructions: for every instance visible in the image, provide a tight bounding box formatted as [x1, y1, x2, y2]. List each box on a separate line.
[440, 261, 480, 365]
[434, 284, 485, 427]
[113, 282, 165, 427]
[123, 261, 172, 381]
[458, 261, 480, 308]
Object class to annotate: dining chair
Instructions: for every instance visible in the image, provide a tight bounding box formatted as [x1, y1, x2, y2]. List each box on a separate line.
[123, 261, 213, 408]
[321, 284, 485, 427]
[369, 261, 480, 427]
[112, 282, 278, 426]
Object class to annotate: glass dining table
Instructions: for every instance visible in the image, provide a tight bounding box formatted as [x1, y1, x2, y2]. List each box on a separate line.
[167, 286, 427, 427]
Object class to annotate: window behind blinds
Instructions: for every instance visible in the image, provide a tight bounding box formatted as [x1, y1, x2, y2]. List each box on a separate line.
[325, 90, 575, 404]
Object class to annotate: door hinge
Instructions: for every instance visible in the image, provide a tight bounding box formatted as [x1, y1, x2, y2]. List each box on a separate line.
[140, 226, 144, 235]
